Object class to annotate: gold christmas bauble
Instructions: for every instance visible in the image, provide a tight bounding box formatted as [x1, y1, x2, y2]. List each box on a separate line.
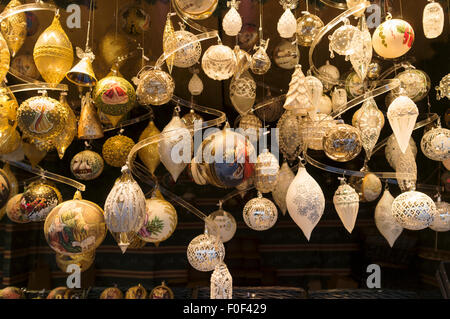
[138, 121, 160, 174]
[56, 250, 95, 273]
[1, 0, 27, 58]
[33, 13, 74, 85]
[323, 123, 362, 162]
[71, 150, 104, 181]
[0, 32, 10, 83]
[100, 287, 124, 299]
[21, 181, 62, 222]
[125, 284, 147, 299]
[102, 135, 135, 168]
[17, 96, 69, 140]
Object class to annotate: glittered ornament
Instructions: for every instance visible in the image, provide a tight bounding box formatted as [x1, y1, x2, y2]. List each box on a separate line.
[254, 149, 279, 193]
[102, 135, 135, 168]
[277, 110, 305, 161]
[420, 125, 450, 161]
[375, 188, 402, 247]
[56, 250, 95, 273]
[138, 121, 160, 174]
[333, 178, 359, 233]
[372, 18, 414, 59]
[100, 287, 124, 299]
[423, 1, 444, 39]
[430, 197, 450, 232]
[385, 134, 417, 170]
[44, 191, 106, 255]
[318, 60, 340, 92]
[125, 284, 147, 299]
[223, 1, 242, 36]
[202, 44, 237, 80]
[210, 262, 232, 299]
[71, 150, 104, 181]
[392, 191, 436, 231]
[135, 68, 175, 106]
[230, 71, 256, 116]
[205, 205, 237, 243]
[149, 282, 174, 299]
[286, 164, 325, 240]
[6, 193, 29, 223]
[187, 233, 225, 272]
[20, 182, 61, 222]
[243, 192, 278, 231]
[1, 0, 27, 58]
[250, 39, 271, 75]
[172, 27, 202, 68]
[277, 8, 297, 39]
[272, 162, 294, 215]
[273, 39, 300, 70]
[296, 12, 324, 47]
[323, 123, 362, 162]
[395, 151, 417, 192]
[238, 113, 261, 144]
[33, 12, 73, 84]
[162, 14, 176, 74]
[0, 31, 10, 83]
[283, 64, 313, 116]
[78, 92, 104, 140]
[173, 0, 219, 20]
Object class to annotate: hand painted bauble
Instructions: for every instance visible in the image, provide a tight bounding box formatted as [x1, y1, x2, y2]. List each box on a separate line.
[277, 9, 297, 38]
[138, 121, 160, 174]
[93, 75, 136, 126]
[423, 1, 444, 39]
[0, 126, 20, 155]
[333, 179, 359, 233]
[70, 150, 104, 181]
[205, 208, 237, 243]
[318, 60, 340, 91]
[6, 193, 29, 223]
[202, 44, 237, 80]
[372, 18, 414, 59]
[137, 193, 178, 245]
[243, 192, 278, 231]
[345, 72, 364, 98]
[272, 162, 295, 215]
[56, 250, 95, 273]
[0, 31, 10, 83]
[120, 6, 150, 35]
[237, 23, 258, 50]
[172, 30, 202, 68]
[99, 31, 129, 67]
[17, 96, 68, 140]
[328, 20, 359, 57]
[230, 71, 256, 115]
[254, 149, 279, 193]
[323, 123, 362, 162]
[150, 282, 174, 299]
[187, 233, 225, 272]
[188, 73, 203, 96]
[429, 199, 450, 232]
[238, 113, 261, 144]
[33, 13, 73, 84]
[277, 110, 305, 161]
[392, 191, 437, 230]
[273, 39, 299, 70]
[296, 12, 324, 47]
[420, 126, 450, 161]
[100, 287, 124, 299]
[317, 94, 333, 115]
[20, 182, 61, 222]
[375, 188, 403, 247]
[44, 191, 107, 255]
[300, 113, 337, 151]
[286, 165, 325, 240]
[250, 44, 271, 75]
[125, 284, 147, 299]
[385, 134, 417, 169]
[102, 135, 135, 168]
[395, 69, 430, 102]
[173, 0, 218, 20]
[104, 168, 146, 253]
[0, 287, 24, 299]
[223, 6, 242, 36]
[135, 68, 175, 106]
[1, 0, 27, 57]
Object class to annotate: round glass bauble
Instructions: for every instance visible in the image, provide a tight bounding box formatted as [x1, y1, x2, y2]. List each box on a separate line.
[202, 44, 236, 80]
[136, 69, 175, 106]
[323, 123, 362, 162]
[187, 233, 225, 272]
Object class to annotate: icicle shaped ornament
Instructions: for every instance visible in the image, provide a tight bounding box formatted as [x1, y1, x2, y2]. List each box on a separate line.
[333, 178, 359, 234]
[375, 188, 402, 247]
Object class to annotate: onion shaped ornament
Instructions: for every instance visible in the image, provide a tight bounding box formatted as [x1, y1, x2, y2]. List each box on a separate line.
[104, 166, 146, 253]
[223, 0, 242, 36]
[333, 178, 359, 234]
[250, 39, 271, 75]
[286, 162, 325, 240]
[392, 191, 437, 231]
[187, 233, 225, 272]
[375, 188, 403, 247]
[243, 192, 278, 231]
[272, 162, 295, 215]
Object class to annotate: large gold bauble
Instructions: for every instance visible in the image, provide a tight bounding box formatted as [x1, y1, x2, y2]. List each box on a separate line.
[138, 121, 160, 174]
[44, 191, 107, 256]
[102, 135, 135, 168]
[0, 32, 10, 83]
[17, 96, 68, 140]
[71, 150, 104, 181]
[1, 0, 27, 58]
[21, 181, 62, 222]
[56, 250, 95, 273]
[33, 14, 74, 85]
[99, 31, 129, 67]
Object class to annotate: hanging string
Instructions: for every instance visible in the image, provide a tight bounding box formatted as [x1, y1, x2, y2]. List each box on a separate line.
[306, 0, 309, 12]
[90, 0, 96, 48]
[115, 0, 118, 40]
[259, 0, 263, 40]
[84, 0, 94, 50]
[399, 0, 403, 19]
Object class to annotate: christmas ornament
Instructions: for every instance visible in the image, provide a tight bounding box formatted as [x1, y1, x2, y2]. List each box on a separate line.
[162, 14, 175, 74]
[361, 172, 382, 202]
[345, 72, 364, 98]
[137, 190, 178, 245]
[17, 95, 68, 140]
[317, 94, 333, 115]
[375, 188, 402, 247]
[277, 8, 297, 39]
[273, 39, 299, 70]
[104, 167, 146, 253]
[1, 0, 27, 58]
[158, 110, 191, 182]
[172, 26, 202, 68]
[71, 150, 104, 181]
[111, 231, 146, 249]
[305, 74, 323, 116]
[395, 68, 430, 102]
[328, 18, 359, 58]
[385, 134, 417, 170]
[255, 149, 279, 193]
[372, 17, 414, 59]
[234, 46, 251, 79]
[272, 162, 295, 215]
[100, 287, 124, 299]
[46, 287, 74, 299]
[20, 181, 61, 222]
[0, 167, 11, 211]
[430, 196, 450, 232]
[211, 262, 232, 299]
[6, 193, 29, 223]
[333, 178, 359, 234]
[149, 282, 174, 299]
[250, 39, 271, 75]
[331, 87, 347, 113]
[223, 0, 242, 36]
[102, 134, 135, 168]
[323, 123, 362, 162]
[286, 163, 325, 241]
[296, 12, 324, 47]
[99, 31, 129, 68]
[0, 287, 24, 299]
[53, 93, 76, 159]
[188, 72, 203, 96]
[230, 70, 256, 115]
[173, 0, 218, 20]
[187, 233, 225, 272]
[33, 12, 73, 84]
[318, 60, 340, 92]
[420, 124, 450, 161]
[392, 191, 436, 230]
[125, 284, 147, 299]
[0, 30, 10, 83]
[350, 17, 372, 81]
[367, 61, 381, 80]
[423, 0, 444, 39]
[93, 75, 136, 127]
[387, 95, 419, 154]
[44, 191, 106, 255]
[238, 113, 261, 144]
[138, 121, 160, 175]
[202, 43, 237, 80]
[243, 192, 278, 231]
[182, 110, 203, 138]
[135, 68, 175, 106]
[78, 92, 104, 140]
[120, 5, 150, 35]
[56, 250, 95, 273]
[300, 113, 336, 151]
[277, 110, 305, 161]
[283, 64, 313, 116]
[205, 204, 237, 243]
[436, 73, 450, 100]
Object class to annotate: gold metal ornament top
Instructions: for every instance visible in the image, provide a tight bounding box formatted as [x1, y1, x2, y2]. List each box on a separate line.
[0, 0, 27, 58]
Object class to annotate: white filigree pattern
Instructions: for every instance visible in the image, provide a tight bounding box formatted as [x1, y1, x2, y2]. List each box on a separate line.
[187, 233, 225, 272]
[243, 192, 278, 231]
[255, 149, 279, 193]
[210, 262, 233, 299]
[420, 126, 450, 161]
[333, 180, 359, 233]
[392, 191, 437, 231]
